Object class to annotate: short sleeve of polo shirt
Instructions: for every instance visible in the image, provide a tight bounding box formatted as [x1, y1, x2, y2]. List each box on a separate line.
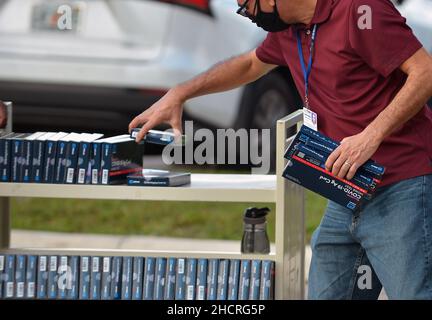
[255, 32, 287, 66]
[348, 0, 423, 77]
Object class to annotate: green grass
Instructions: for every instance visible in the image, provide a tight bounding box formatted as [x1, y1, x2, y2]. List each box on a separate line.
[11, 190, 326, 243]
[10, 164, 327, 242]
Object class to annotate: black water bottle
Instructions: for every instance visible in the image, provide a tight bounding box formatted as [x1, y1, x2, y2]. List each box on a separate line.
[241, 207, 270, 254]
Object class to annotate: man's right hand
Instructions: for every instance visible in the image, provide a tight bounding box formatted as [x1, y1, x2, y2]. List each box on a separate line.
[127, 50, 277, 142]
[128, 89, 184, 143]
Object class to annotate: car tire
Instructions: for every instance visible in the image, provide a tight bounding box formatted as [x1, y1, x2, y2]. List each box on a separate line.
[235, 68, 302, 173]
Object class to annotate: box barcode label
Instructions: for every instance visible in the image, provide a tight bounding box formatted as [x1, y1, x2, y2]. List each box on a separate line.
[178, 259, 185, 274]
[50, 257, 57, 271]
[0, 256, 4, 271]
[66, 168, 74, 183]
[186, 285, 194, 300]
[92, 257, 99, 272]
[60, 256, 68, 272]
[78, 168, 85, 184]
[6, 282, 14, 297]
[102, 169, 108, 184]
[103, 257, 110, 273]
[82, 257, 89, 272]
[60, 256, 68, 266]
[17, 282, 25, 298]
[197, 286, 205, 300]
[39, 256, 47, 272]
[27, 282, 35, 298]
[92, 169, 98, 184]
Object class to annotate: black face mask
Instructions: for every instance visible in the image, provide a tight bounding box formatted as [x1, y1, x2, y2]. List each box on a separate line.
[251, 1, 290, 32]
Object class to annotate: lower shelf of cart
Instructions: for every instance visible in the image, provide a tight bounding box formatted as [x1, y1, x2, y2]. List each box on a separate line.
[1, 247, 276, 260]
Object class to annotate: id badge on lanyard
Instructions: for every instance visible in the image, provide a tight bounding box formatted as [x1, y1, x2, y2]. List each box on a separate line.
[297, 24, 319, 131]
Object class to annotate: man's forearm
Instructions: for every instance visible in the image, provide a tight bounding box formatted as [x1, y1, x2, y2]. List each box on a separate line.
[170, 50, 275, 102]
[325, 62, 432, 180]
[364, 66, 432, 142]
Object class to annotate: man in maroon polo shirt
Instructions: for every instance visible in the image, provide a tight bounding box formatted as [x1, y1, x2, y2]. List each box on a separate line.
[129, 0, 432, 299]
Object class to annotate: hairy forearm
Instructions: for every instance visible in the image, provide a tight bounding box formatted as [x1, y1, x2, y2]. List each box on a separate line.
[364, 68, 432, 142]
[170, 50, 274, 102]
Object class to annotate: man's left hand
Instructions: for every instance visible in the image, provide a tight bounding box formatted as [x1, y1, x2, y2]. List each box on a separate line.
[325, 130, 382, 180]
[0, 101, 7, 128]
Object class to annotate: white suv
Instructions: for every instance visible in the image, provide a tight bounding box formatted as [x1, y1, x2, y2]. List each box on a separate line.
[0, 0, 301, 136]
[394, 0, 432, 53]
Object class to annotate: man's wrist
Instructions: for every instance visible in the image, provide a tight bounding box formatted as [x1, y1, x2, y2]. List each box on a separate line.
[169, 85, 189, 104]
[363, 124, 386, 145]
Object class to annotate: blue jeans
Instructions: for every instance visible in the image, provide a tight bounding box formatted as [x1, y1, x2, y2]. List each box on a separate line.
[308, 174, 432, 299]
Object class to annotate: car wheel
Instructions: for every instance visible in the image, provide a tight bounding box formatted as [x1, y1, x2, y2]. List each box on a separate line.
[235, 68, 302, 173]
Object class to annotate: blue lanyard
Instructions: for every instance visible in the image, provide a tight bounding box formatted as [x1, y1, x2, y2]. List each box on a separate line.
[296, 24, 318, 109]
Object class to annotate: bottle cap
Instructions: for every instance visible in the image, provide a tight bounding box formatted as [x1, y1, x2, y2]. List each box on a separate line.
[243, 207, 270, 224]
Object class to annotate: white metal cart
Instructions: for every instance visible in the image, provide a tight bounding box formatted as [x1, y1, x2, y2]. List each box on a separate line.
[0, 103, 305, 299]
